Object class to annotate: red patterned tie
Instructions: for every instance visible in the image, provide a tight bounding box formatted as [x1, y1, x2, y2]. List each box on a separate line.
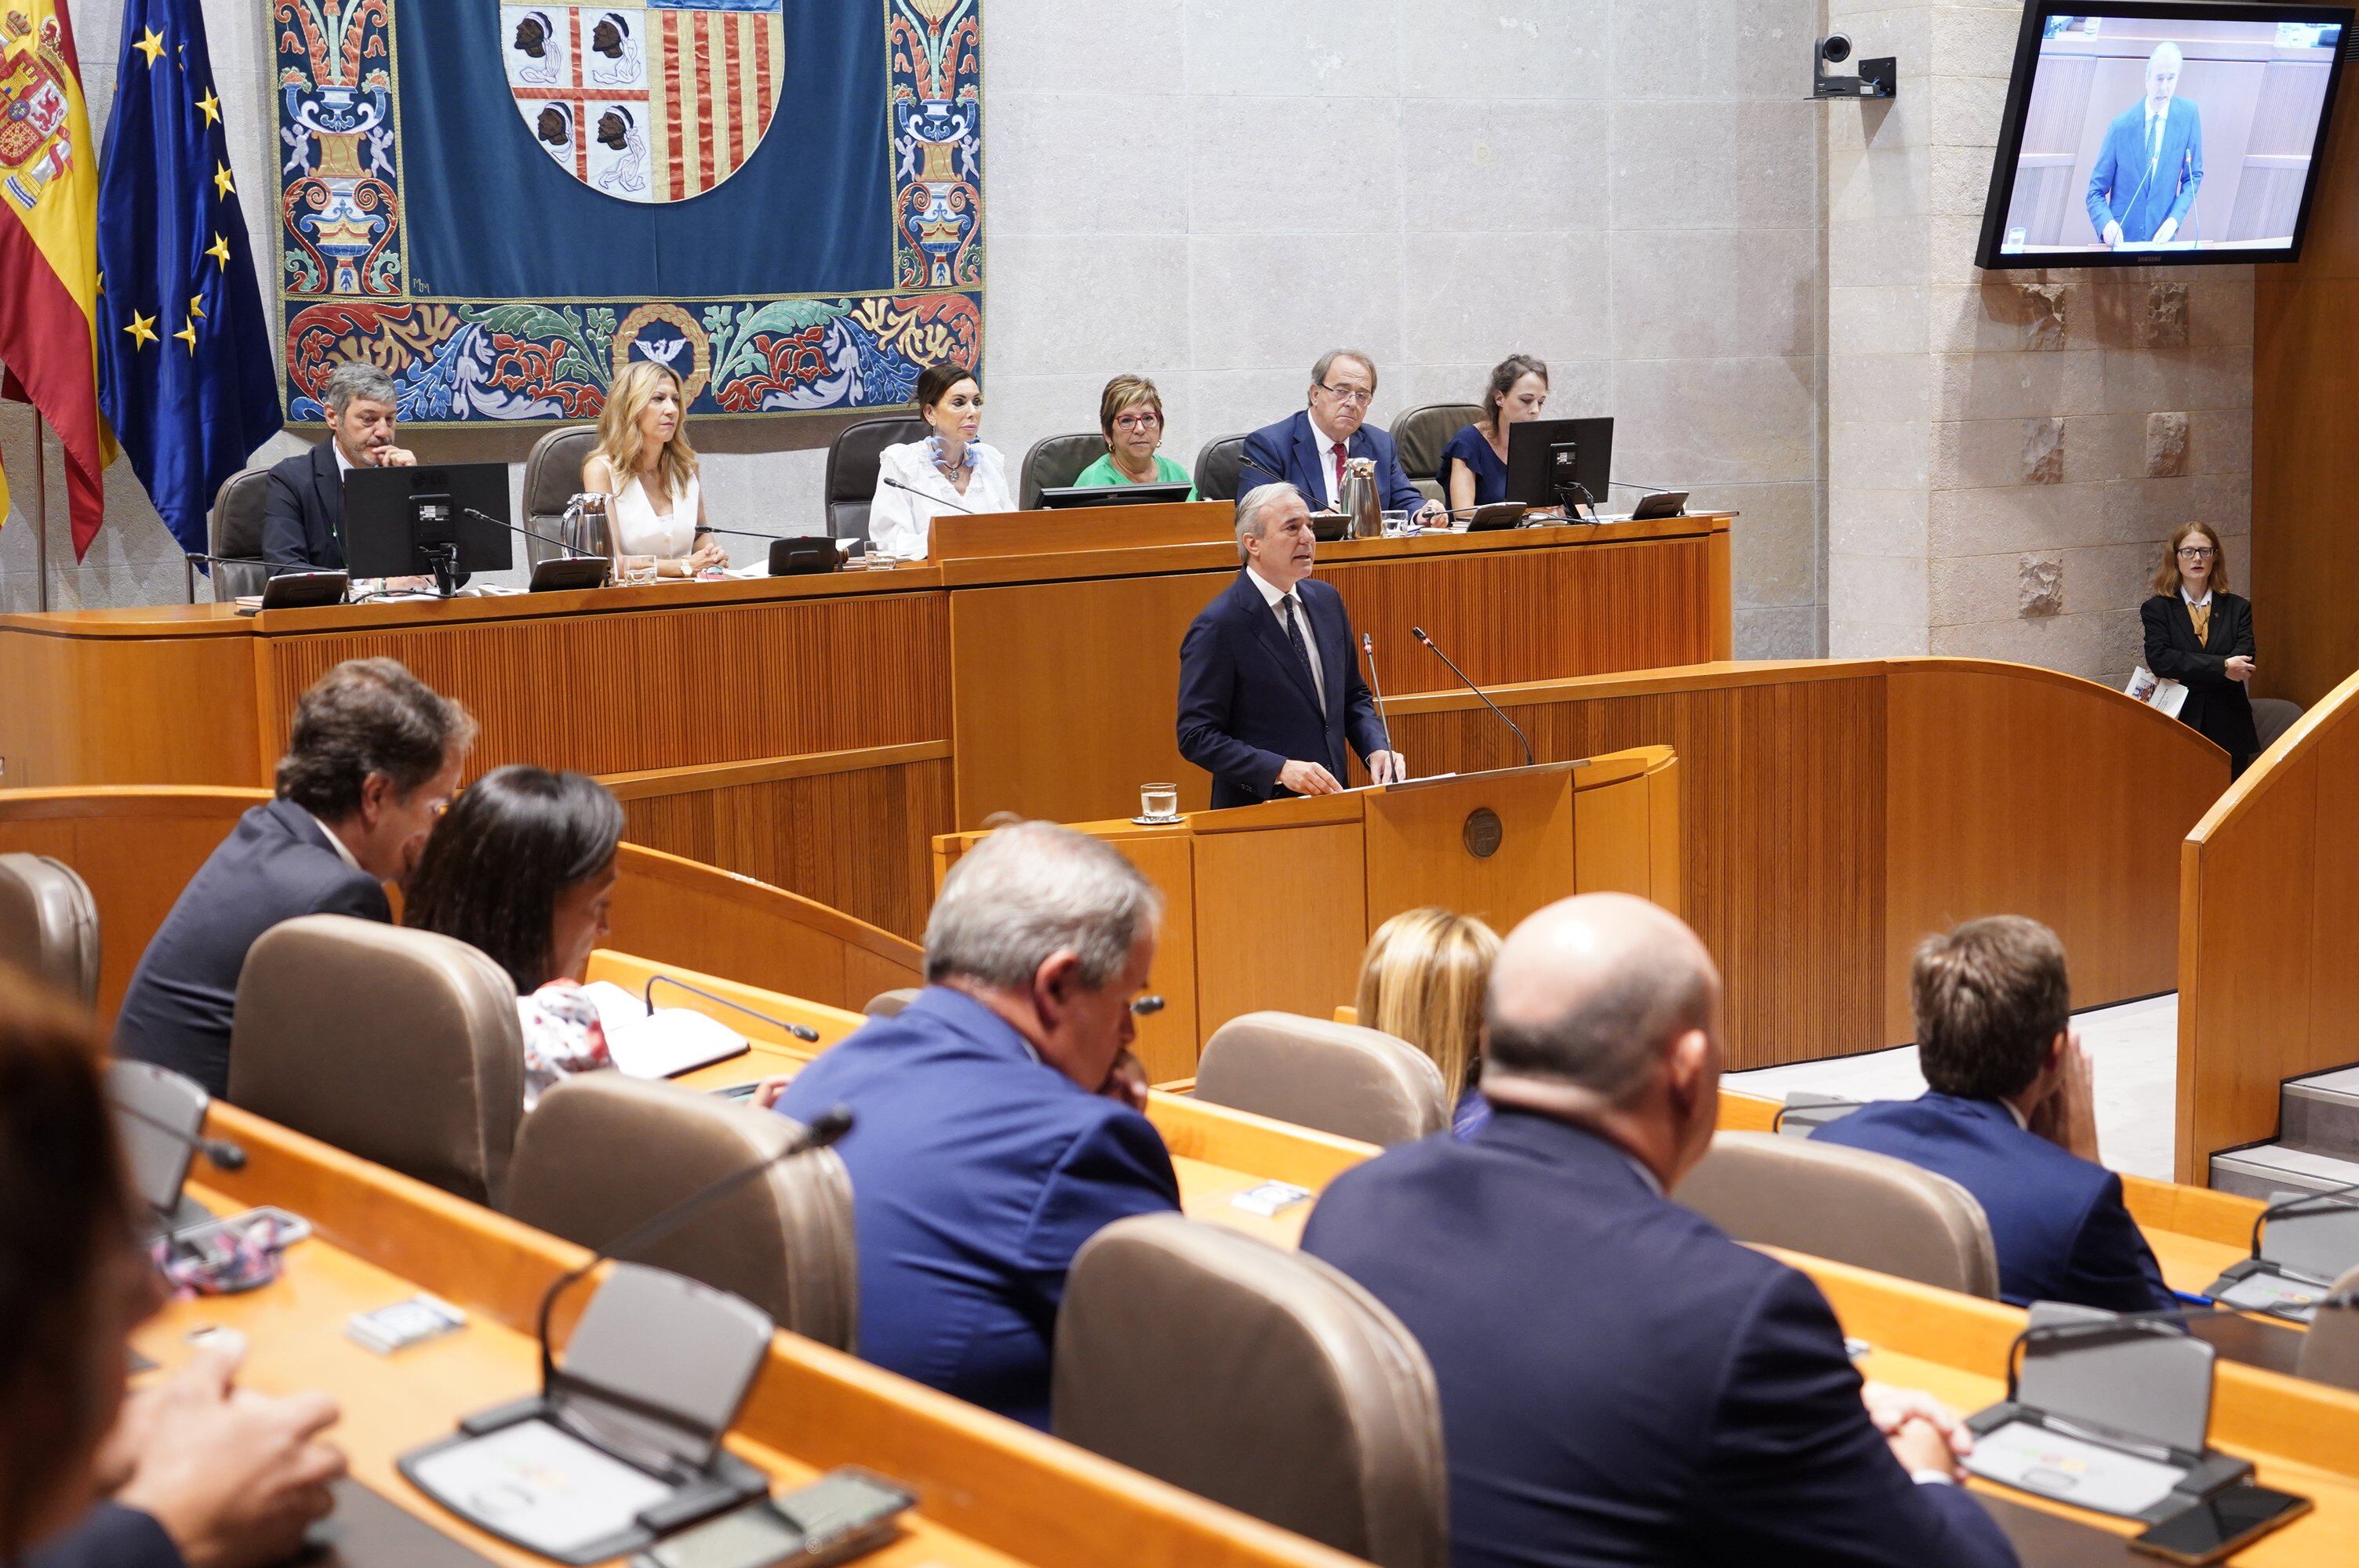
[1331, 441, 1347, 495]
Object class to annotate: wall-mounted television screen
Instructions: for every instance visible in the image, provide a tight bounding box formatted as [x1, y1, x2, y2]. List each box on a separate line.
[1978, 3, 2354, 268]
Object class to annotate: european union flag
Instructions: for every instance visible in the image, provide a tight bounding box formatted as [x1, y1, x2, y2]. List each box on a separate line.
[95, 0, 281, 559]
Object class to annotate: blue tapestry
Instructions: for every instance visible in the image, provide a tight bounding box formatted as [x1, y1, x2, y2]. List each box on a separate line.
[272, 0, 982, 424]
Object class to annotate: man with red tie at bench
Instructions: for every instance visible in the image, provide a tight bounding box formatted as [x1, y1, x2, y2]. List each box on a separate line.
[1236, 349, 1443, 524]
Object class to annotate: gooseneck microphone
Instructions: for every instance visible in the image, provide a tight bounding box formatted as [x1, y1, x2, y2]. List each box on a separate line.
[643, 973, 822, 1044]
[533, 1105, 854, 1396]
[1361, 633, 1401, 779]
[108, 1097, 247, 1173]
[881, 476, 975, 514]
[1411, 626, 1534, 768]
[460, 506, 597, 561]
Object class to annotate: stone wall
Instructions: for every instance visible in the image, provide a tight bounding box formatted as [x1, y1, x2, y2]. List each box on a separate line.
[0, 1, 1826, 657]
[1825, 2, 2254, 681]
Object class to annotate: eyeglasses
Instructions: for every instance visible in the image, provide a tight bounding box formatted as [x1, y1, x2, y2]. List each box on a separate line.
[1129, 994, 1165, 1017]
[1316, 383, 1374, 407]
[1111, 412, 1162, 431]
[2177, 546, 2215, 561]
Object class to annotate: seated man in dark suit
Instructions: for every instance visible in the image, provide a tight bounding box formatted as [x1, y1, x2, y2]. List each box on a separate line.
[112, 659, 474, 1098]
[768, 821, 1180, 1429]
[1176, 483, 1407, 808]
[1812, 916, 2172, 1313]
[1237, 350, 1444, 523]
[261, 361, 418, 579]
[1303, 893, 2018, 1568]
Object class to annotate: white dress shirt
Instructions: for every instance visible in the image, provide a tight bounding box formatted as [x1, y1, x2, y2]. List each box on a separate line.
[867, 441, 1014, 560]
[611, 470, 702, 561]
[2180, 584, 2212, 610]
[1245, 564, 1325, 709]
[1306, 412, 1352, 510]
[305, 810, 363, 871]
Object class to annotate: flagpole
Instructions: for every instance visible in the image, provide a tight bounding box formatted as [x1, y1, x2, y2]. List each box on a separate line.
[29, 411, 49, 613]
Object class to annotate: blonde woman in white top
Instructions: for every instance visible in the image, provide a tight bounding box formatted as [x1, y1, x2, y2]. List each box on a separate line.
[581, 361, 726, 579]
[867, 364, 1014, 559]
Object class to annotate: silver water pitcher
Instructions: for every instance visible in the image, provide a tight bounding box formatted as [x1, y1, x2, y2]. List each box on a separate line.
[1339, 456, 1382, 539]
[560, 492, 613, 561]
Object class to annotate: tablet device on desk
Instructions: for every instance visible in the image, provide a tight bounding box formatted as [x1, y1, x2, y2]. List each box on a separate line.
[249, 570, 349, 610]
[531, 557, 608, 593]
[1309, 512, 1350, 542]
[1627, 490, 1689, 520]
[1037, 481, 1194, 510]
[768, 537, 837, 576]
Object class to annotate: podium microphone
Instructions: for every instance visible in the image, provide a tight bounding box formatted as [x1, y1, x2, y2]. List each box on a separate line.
[1361, 633, 1402, 777]
[881, 476, 975, 514]
[1410, 626, 1534, 768]
[533, 1105, 854, 1395]
[108, 1096, 247, 1173]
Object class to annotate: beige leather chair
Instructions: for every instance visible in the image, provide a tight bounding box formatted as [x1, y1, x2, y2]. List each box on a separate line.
[1194, 434, 1249, 503]
[521, 426, 599, 565]
[227, 915, 525, 1206]
[1679, 1131, 2001, 1298]
[1393, 402, 1481, 506]
[863, 987, 920, 1018]
[2296, 1261, 2359, 1392]
[1194, 1012, 1449, 1146]
[505, 1074, 858, 1349]
[1054, 1214, 1446, 1568]
[207, 466, 273, 599]
[0, 853, 99, 1005]
[1016, 432, 1104, 509]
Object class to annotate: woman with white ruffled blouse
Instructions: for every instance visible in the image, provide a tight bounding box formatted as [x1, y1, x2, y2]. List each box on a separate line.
[867, 363, 1014, 559]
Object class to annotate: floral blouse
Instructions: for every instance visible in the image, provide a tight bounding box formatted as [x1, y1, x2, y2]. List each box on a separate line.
[518, 980, 612, 1112]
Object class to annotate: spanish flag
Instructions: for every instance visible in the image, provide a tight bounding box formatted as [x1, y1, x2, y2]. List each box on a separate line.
[0, 2, 111, 556]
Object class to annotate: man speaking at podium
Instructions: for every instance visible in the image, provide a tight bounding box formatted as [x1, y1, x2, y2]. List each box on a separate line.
[1177, 483, 1405, 808]
[2086, 41, 2203, 249]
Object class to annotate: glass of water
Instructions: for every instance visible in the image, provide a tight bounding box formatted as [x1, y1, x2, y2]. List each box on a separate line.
[1140, 782, 1179, 821]
[1381, 510, 1411, 537]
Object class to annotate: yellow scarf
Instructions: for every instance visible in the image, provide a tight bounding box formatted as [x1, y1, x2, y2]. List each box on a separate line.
[2189, 601, 2211, 644]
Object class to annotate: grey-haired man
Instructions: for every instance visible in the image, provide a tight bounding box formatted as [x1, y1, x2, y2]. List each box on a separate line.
[261, 362, 417, 579]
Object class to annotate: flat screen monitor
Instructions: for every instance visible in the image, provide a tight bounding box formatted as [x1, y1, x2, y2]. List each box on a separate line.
[1036, 482, 1196, 510]
[1978, 4, 2354, 268]
[1505, 417, 1613, 511]
[343, 463, 514, 583]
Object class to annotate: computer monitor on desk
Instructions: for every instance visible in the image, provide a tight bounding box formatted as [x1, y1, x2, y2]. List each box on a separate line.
[1037, 481, 1195, 510]
[344, 463, 514, 595]
[1506, 416, 1613, 517]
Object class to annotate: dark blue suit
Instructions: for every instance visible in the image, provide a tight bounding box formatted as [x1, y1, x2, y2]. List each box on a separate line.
[1302, 1109, 2019, 1568]
[1810, 1092, 2172, 1314]
[1238, 410, 1426, 514]
[114, 798, 390, 1100]
[261, 442, 347, 574]
[24, 1504, 184, 1568]
[1176, 568, 1389, 809]
[770, 988, 1179, 1429]
[2085, 96, 2203, 245]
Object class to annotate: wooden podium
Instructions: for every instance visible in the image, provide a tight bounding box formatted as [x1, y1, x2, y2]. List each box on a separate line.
[932, 746, 1680, 1081]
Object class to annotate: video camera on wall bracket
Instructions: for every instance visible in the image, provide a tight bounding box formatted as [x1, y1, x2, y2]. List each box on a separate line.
[1813, 34, 1898, 100]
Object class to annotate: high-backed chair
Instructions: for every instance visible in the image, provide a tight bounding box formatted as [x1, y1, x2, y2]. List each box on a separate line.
[522, 425, 599, 566]
[1017, 433, 1103, 510]
[1679, 1131, 2001, 1298]
[1392, 403, 1480, 506]
[2252, 697, 2303, 752]
[863, 988, 920, 1018]
[0, 852, 99, 1006]
[207, 466, 273, 599]
[823, 417, 930, 540]
[2297, 1261, 2359, 1393]
[505, 1074, 858, 1349]
[1054, 1214, 1446, 1568]
[1194, 434, 1249, 503]
[227, 915, 525, 1207]
[1194, 1012, 1448, 1146]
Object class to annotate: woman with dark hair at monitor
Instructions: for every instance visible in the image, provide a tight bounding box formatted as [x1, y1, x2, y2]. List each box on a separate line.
[867, 363, 1013, 558]
[1438, 355, 1550, 513]
[404, 765, 626, 1110]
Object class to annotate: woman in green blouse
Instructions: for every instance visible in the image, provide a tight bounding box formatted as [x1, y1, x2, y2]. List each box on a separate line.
[1072, 374, 1194, 495]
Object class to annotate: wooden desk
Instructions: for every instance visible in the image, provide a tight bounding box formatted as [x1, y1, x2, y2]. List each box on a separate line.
[0, 510, 1730, 942]
[186, 1107, 1368, 1568]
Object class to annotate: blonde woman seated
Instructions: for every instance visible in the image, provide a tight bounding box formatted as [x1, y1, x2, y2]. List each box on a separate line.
[867, 363, 1014, 559]
[582, 361, 726, 579]
[1354, 907, 1500, 1138]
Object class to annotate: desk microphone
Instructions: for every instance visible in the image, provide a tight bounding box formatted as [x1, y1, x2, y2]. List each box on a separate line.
[181, 550, 278, 572]
[460, 506, 597, 561]
[1608, 480, 1683, 497]
[534, 1105, 853, 1396]
[643, 973, 822, 1044]
[1361, 633, 1399, 771]
[1410, 626, 1534, 768]
[881, 477, 975, 514]
[107, 1096, 247, 1172]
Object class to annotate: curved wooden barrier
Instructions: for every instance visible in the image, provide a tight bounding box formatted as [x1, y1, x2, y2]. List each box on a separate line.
[2177, 665, 2359, 1183]
[0, 786, 920, 1025]
[1388, 658, 2226, 1069]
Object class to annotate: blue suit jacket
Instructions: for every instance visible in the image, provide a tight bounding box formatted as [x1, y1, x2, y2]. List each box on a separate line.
[24, 1504, 184, 1568]
[770, 989, 1180, 1429]
[2086, 96, 2203, 244]
[1302, 1109, 2019, 1568]
[1810, 1092, 2173, 1314]
[261, 441, 347, 574]
[1176, 568, 1390, 809]
[114, 798, 391, 1100]
[1237, 410, 1426, 514]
